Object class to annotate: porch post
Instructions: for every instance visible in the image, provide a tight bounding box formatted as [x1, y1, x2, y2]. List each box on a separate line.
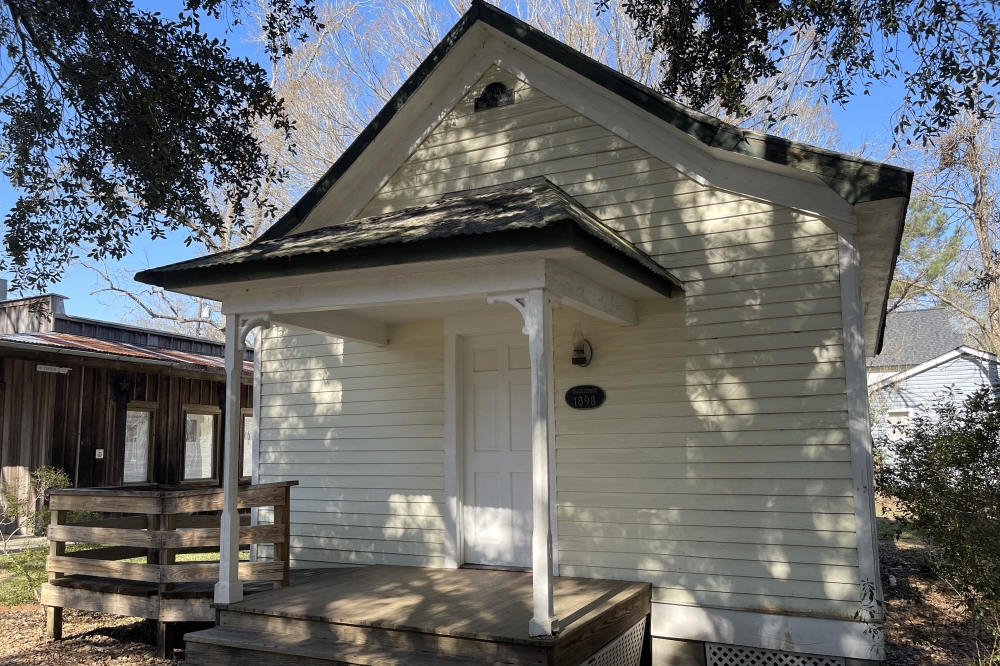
[524, 288, 559, 638]
[215, 313, 244, 604]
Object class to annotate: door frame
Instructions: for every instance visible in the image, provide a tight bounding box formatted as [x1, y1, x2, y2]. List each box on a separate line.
[443, 311, 559, 573]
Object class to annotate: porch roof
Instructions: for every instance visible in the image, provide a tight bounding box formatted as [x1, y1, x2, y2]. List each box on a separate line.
[135, 179, 681, 297]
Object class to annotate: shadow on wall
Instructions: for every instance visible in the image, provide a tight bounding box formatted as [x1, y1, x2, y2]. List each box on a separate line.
[553, 210, 860, 622]
[256, 323, 447, 568]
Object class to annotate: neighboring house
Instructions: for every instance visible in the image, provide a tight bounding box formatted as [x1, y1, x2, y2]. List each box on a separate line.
[866, 308, 966, 385]
[0, 285, 255, 506]
[868, 309, 997, 440]
[136, 3, 912, 664]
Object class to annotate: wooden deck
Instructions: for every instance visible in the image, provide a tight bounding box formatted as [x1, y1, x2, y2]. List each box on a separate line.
[184, 565, 651, 665]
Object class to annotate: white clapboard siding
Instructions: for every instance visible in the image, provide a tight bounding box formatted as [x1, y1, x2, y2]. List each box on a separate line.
[558, 536, 859, 567]
[557, 492, 855, 514]
[258, 66, 859, 619]
[258, 322, 446, 569]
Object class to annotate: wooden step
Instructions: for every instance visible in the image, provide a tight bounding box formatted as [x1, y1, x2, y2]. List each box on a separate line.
[182, 626, 520, 666]
[216, 608, 549, 664]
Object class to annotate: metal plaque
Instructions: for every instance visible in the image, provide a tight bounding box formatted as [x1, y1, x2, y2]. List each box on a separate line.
[565, 385, 606, 410]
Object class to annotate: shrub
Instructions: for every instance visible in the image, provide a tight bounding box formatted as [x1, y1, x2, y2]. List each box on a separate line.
[876, 386, 1000, 617]
[0, 465, 72, 537]
[0, 466, 72, 604]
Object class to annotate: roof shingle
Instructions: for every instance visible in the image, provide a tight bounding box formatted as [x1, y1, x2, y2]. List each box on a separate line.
[868, 308, 966, 368]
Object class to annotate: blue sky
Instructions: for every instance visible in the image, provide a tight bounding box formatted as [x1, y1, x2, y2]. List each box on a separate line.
[0, 3, 906, 321]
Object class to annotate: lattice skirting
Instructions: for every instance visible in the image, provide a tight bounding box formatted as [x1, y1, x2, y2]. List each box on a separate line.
[706, 643, 846, 666]
[576, 618, 646, 666]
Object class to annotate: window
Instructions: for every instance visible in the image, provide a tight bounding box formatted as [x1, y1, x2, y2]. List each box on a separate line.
[184, 412, 217, 480]
[124, 410, 151, 483]
[886, 408, 912, 442]
[241, 412, 254, 479]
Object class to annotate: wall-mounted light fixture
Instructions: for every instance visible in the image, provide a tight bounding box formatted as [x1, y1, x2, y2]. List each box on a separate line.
[571, 323, 593, 367]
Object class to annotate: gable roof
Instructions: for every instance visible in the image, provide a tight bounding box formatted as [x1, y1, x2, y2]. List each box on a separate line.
[259, 0, 912, 244]
[136, 179, 680, 296]
[870, 345, 997, 391]
[868, 308, 966, 368]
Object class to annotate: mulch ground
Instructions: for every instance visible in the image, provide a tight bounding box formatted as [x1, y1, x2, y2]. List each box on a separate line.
[881, 539, 998, 665]
[0, 607, 172, 665]
[0, 543, 997, 664]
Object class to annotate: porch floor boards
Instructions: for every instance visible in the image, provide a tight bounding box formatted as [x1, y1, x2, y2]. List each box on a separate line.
[183, 565, 651, 666]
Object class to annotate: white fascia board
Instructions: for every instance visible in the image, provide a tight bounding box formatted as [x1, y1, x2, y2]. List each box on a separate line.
[270, 311, 388, 347]
[486, 31, 856, 232]
[652, 601, 879, 660]
[871, 346, 998, 392]
[855, 197, 909, 356]
[221, 259, 638, 328]
[295, 24, 498, 234]
[220, 258, 550, 314]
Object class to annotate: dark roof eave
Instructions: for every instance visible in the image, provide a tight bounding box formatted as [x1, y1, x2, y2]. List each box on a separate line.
[136, 220, 678, 298]
[257, 1, 912, 243]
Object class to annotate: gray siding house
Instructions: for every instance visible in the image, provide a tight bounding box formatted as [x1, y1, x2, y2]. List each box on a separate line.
[869, 309, 997, 438]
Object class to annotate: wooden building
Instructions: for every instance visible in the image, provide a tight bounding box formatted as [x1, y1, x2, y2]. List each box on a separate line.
[0, 291, 254, 505]
[135, 3, 913, 664]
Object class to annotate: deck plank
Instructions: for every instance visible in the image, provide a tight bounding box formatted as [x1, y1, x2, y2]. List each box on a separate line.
[224, 565, 649, 647]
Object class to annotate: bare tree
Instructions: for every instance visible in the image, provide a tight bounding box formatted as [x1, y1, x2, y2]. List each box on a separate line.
[889, 114, 1000, 353]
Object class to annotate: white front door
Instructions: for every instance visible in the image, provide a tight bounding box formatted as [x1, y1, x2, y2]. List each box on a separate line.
[463, 332, 533, 568]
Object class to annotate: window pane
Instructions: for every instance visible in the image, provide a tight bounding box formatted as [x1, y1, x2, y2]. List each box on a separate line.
[124, 411, 150, 483]
[184, 413, 216, 480]
[242, 415, 253, 478]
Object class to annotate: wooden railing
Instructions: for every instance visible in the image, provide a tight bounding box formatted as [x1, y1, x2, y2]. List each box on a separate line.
[43, 481, 298, 654]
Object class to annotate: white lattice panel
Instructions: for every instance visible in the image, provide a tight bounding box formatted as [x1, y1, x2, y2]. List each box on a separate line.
[577, 618, 645, 666]
[707, 644, 846, 666]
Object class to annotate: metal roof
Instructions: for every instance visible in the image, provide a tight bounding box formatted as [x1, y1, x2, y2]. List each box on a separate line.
[136, 179, 682, 295]
[0, 332, 253, 375]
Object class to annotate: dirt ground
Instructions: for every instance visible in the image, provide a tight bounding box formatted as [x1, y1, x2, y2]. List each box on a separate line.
[881, 539, 998, 665]
[0, 607, 172, 665]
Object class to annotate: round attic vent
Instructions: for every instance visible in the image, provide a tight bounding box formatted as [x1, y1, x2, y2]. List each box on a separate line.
[474, 82, 514, 111]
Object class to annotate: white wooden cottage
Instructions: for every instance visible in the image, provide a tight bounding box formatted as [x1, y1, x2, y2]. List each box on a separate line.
[137, 3, 912, 664]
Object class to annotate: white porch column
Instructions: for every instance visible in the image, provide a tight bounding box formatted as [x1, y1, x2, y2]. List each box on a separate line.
[523, 289, 559, 637]
[522, 289, 559, 637]
[215, 313, 244, 604]
[524, 289, 559, 638]
[487, 289, 560, 637]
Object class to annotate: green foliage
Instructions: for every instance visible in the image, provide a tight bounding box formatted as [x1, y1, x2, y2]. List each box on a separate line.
[0, 465, 71, 536]
[595, 0, 1000, 142]
[0, 465, 71, 605]
[0, 0, 321, 293]
[888, 196, 964, 308]
[877, 386, 1000, 617]
[0, 545, 46, 606]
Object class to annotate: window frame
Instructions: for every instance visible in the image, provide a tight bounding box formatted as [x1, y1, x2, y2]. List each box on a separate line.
[181, 404, 221, 484]
[885, 408, 913, 442]
[240, 407, 254, 483]
[122, 406, 155, 485]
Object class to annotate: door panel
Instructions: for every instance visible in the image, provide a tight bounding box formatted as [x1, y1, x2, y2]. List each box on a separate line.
[463, 332, 532, 568]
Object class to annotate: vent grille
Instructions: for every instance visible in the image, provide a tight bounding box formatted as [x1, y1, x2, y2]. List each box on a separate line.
[577, 618, 645, 666]
[706, 644, 846, 666]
